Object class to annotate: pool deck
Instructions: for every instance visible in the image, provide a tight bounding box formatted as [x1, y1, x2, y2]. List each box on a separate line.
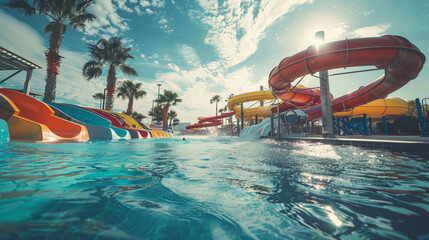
[268, 135, 429, 151]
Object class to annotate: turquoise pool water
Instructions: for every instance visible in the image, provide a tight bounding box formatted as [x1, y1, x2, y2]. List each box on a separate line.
[0, 136, 428, 239]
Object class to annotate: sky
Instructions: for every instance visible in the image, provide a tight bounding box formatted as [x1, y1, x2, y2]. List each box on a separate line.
[0, 0, 428, 124]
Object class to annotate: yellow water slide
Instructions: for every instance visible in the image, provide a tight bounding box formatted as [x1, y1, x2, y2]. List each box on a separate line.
[227, 90, 278, 119]
[334, 98, 408, 118]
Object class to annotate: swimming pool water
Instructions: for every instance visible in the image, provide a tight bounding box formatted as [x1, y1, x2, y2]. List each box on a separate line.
[0, 136, 428, 239]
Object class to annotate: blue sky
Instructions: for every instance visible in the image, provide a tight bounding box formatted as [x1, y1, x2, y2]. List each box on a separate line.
[0, 0, 428, 123]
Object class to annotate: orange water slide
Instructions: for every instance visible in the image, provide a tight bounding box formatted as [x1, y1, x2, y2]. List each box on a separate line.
[0, 89, 89, 141]
[269, 35, 425, 120]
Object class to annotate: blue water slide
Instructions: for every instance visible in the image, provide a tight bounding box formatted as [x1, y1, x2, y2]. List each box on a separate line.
[45, 102, 130, 140]
[0, 119, 9, 142]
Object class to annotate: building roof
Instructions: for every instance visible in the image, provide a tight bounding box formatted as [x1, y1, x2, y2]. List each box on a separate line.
[0, 46, 42, 71]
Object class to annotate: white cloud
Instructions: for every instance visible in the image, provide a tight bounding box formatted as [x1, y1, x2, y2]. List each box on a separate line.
[140, 0, 151, 7]
[167, 63, 180, 72]
[135, 6, 143, 15]
[180, 44, 201, 67]
[146, 8, 154, 14]
[151, 0, 165, 8]
[84, 0, 130, 37]
[350, 24, 390, 38]
[115, 0, 132, 12]
[140, 53, 146, 58]
[159, 18, 167, 24]
[154, 60, 159, 64]
[193, 0, 313, 68]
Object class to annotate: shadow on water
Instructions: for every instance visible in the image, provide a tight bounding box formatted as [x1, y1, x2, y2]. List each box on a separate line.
[263, 140, 429, 239]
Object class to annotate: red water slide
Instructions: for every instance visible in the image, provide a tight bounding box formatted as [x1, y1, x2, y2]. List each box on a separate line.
[269, 35, 425, 119]
[186, 111, 235, 129]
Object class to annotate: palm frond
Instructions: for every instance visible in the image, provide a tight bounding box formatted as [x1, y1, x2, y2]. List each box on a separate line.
[3, 0, 36, 16]
[119, 64, 138, 77]
[70, 13, 96, 29]
[83, 60, 103, 80]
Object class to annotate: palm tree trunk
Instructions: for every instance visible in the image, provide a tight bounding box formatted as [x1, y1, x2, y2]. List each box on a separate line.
[105, 66, 116, 111]
[162, 104, 170, 131]
[43, 22, 64, 102]
[216, 102, 218, 116]
[126, 97, 133, 115]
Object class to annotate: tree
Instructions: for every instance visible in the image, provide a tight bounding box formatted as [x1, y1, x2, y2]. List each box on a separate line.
[225, 94, 234, 124]
[3, 0, 96, 102]
[83, 37, 138, 111]
[116, 80, 146, 115]
[148, 105, 163, 122]
[173, 119, 180, 126]
[131, 111, 146, 122]
[167, 110, 178, 128]
[210, 95, 222, 116]
[155, 90, 182, 130]
[405, 100, 418, 117]
[92, 92, 104, 109]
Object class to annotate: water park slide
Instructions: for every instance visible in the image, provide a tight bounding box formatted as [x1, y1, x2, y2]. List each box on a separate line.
[186, 120, 223, 129]
[227, 90, 277, 119]
[84, 108, 141, 138]
[101, 110, 167, 138]
[333, 98, 408, 118]
[269, 35, 425, 120]
[102, 110, 169, 138]
[46, 102, 130, 140]
[186, 111, 235, 129]
[0, 89, 89, 141]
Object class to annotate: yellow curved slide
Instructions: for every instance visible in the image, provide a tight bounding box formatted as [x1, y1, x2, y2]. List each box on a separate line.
[334, 98, 408, 118]
[227, 90, 278, 120]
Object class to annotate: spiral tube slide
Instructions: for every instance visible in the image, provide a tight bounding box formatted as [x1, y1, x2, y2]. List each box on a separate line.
[226, 90, 279, 119]
[269, 35, 425, 120]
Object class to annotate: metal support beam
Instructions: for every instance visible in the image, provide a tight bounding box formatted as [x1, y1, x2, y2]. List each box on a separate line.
[316, 31, 334, 138]
[416, 98, 427, 137]
[277, 106, 281, 138]
[382, 116, 388, 135]
[260, 85, 264, 106]
[0, 70, 22, 84]
[23, 69, 32, 95]
[241, 103, 244, 131]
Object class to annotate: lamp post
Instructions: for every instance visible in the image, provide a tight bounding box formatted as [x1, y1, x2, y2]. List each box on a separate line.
[102, 88, 107, 110]
[316, 31, 334, 137]
[157, 83, 161, 107]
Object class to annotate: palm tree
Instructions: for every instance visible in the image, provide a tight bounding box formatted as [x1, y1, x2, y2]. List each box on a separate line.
[173, 119, 180, 126]
[131, 111, 146, 122]
[225, 94, 234, 124]
[3, 0, 96, 102]
[210, 95, 222, 116]
[155, 90, 182, 130]
[92, 92, 104, 109]
[83, 37, 138, 111]
[148, 105, 163, 122]
[167, 110, 177, 128]
[116, 80, 146, 115]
